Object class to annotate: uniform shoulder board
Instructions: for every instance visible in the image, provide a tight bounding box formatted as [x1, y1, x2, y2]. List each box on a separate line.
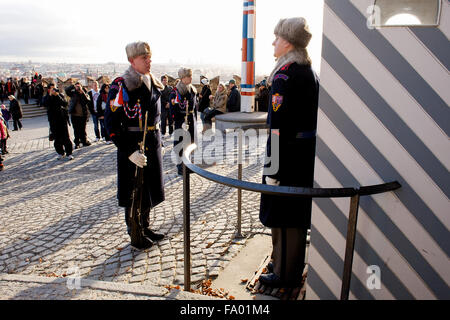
[280, 63, 293, 71]
[110, 77, 124, 91]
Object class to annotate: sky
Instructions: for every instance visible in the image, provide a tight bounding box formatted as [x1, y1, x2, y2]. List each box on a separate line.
[0, 0, 324, 75]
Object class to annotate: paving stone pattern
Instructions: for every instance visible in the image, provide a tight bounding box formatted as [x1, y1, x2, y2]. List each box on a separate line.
[0, 116, 270, 299]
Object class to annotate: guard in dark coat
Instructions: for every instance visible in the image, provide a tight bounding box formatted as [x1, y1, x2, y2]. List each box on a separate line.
[259, 17, 319, 288]
[105, 41, 165, 249]
[46, 85, 73, 160]
[169, 67, 197, 175]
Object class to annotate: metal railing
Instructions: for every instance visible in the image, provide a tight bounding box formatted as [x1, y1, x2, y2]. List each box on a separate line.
[181, 129, 401, 300]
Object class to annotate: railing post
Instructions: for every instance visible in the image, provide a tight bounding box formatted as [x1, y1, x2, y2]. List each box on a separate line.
[236, 129, 243, 238]
[183, 162, 191, 291]
[340, 193, 361, 300]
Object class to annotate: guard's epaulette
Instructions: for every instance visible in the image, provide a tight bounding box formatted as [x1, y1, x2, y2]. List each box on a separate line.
[110, 77, 125, 91]
[280, 63, 293, 71]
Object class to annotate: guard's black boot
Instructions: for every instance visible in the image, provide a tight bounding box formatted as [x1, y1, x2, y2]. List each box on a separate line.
[267, 262, 274, 274]
[259, 273, 301, 288]
[130, 235, 153, 250]
[259, 273, 284, 287]
[144, 229, 165, 241]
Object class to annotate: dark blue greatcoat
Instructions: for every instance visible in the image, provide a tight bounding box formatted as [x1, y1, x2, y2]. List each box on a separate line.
[105, 70, 165, 209]
[169, 86, 197, 146]
[260, 62, 319, 229]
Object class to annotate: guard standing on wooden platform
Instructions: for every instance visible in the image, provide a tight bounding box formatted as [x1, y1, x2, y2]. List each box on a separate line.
[169, 68, 197, 175]
[105, 41, 165, 250]
[259, 17, 320, 287]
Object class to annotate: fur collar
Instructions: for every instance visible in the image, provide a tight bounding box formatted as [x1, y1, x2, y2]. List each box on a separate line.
[122, 66, 164, 91]
[176, 81, 197, 96]
[268, 49, 311, 85]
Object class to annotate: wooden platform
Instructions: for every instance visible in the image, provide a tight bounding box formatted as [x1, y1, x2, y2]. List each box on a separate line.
[245, 255, 308, 300]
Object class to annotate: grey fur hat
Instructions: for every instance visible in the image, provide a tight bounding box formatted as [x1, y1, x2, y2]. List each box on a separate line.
[274, 17, 312, 49]
[126, 41, 152, 60]
[178, 67, 193, 79]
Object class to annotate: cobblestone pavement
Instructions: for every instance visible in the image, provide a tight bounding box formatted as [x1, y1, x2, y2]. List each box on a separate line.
[0, 116, 270, 299]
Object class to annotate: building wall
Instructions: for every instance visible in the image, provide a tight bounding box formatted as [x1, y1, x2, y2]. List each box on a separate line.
[306, 0, 449, 300]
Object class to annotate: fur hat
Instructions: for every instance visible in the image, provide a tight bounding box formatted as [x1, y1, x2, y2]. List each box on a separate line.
[274, 17, 312, 49]
[126, 41, 152, 60]
[178, 68, 193, 79]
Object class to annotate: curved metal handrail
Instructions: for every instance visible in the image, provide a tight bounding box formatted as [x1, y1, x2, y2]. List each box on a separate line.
[181, 140, 401, 300]
[182, 143, 401, 198]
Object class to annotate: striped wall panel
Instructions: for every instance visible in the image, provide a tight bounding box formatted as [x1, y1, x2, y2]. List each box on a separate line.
[306, 0, 450, 300]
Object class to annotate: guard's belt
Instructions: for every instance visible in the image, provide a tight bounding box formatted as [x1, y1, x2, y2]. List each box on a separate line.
[296, 130, 317, 139]
[127, 123, 160, 132]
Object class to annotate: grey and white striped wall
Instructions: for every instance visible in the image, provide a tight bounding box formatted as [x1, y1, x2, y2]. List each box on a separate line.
[306, 0, 449, 299]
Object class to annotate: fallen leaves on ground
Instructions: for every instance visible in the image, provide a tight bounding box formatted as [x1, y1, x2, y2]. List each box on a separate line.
[165, 285, 181, 291]
[45, 272, 59, 278]
[184, 279, 235, 300]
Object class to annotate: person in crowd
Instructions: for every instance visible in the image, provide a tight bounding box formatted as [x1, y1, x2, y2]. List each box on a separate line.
[46, 85, 74, 161]
[256, 79, 270, 112]
[5, 79, 16, 98]
[259, 17, 319, 288]
[42, 84, 56, 140]
[42, 83, 52, 108]
[0, 113, 9, 155]
[170, 68, 197, 175]
[8, 95, 23, 131]
[95, 83, 112, 144]
[201, 82, 227, 132]
[30, 80, 36, 100]
[88, 81, 101, 142]
[0, 80, 5, 103]
[65, 81, 91, 149]
[104, 41, 165, 250]
[226, 79, 241, 113]
[34, 81, 44, 107]
[160, 75, 174, 136]
[1, 104, 11, 129]
[198, 77, 212, 117]
[20, 78, 30, 104]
